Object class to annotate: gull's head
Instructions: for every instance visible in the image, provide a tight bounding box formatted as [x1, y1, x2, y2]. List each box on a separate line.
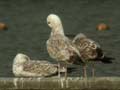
[47, 14, 62, 29]
[13, 53, 30, 64]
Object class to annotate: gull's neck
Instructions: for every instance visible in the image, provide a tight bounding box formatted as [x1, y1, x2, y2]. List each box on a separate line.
[50, 26, 65, 36]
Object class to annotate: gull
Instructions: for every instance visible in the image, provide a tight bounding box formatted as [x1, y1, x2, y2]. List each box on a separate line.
[73, 33, 110, 78]
[12, 53, 58, 77]
[46, 14, 82, 79]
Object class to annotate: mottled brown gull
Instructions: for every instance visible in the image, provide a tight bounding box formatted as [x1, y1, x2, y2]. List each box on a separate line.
[73, 33, 106, 77]
[12, 53, 57, 77]
[46, 14, 82, 79]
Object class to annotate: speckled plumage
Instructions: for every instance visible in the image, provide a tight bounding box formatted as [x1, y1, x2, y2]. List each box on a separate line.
[47, 34, 81, 64]
[46, 14, 81, 65]
[46, 14, 82, 78]
[23, 60, 57, 74]
[12, 53, 57, 77]
[73, 33, 104, 62]
[73, 33, 105, 77]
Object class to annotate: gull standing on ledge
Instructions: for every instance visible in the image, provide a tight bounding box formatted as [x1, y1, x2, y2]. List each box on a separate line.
[12, 53, 58, 77]
[73, 33, 107, 78]
[46, 14, 82, 79]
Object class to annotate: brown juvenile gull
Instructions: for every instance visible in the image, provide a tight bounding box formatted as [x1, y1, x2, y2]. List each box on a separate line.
[12, 53, 57, 77]
[46, 14, 82, 79]
[73, 33, 106, 78]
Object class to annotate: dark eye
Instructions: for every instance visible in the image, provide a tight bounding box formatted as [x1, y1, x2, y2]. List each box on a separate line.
[48, 21, 50, 24]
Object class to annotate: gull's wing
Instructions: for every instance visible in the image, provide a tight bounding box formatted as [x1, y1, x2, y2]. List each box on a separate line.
[21, 60, 57, 77]
[72, 33, 103, 61]
[47, 34, 81, 64]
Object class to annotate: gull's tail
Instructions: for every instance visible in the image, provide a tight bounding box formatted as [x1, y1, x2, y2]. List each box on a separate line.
[99, 56, 114, 63]
[94, 48, 114, 64]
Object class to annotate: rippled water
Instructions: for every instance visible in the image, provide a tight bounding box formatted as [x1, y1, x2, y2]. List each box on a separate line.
[0, 0, 119, 77]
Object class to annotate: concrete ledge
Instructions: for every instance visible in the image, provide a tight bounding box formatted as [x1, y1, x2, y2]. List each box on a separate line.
[0, 77, 120, 90]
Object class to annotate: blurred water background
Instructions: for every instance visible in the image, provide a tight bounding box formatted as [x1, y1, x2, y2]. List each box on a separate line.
[0, 0, 119, 77]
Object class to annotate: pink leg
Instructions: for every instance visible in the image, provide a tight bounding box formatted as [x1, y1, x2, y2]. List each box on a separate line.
[58, 63, 61, 78]
[64, 64, 67, 80]
[92, 62, 95, 78]
[83, 64, 87, 78]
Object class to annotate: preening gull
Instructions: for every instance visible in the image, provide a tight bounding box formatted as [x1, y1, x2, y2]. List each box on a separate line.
[46, 14, 82, 79]
[73, 33, 106, 77]
[12, 53, 58, 77]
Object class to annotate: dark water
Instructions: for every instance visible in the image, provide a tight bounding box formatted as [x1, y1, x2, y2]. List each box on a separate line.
[0, 0, 119, 77]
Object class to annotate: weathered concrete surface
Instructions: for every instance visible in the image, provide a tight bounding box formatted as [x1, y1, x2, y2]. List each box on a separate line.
[0, 77, 120, 90]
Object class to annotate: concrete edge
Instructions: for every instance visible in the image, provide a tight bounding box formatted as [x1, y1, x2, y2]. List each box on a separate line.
[0, 77, 120, 90]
